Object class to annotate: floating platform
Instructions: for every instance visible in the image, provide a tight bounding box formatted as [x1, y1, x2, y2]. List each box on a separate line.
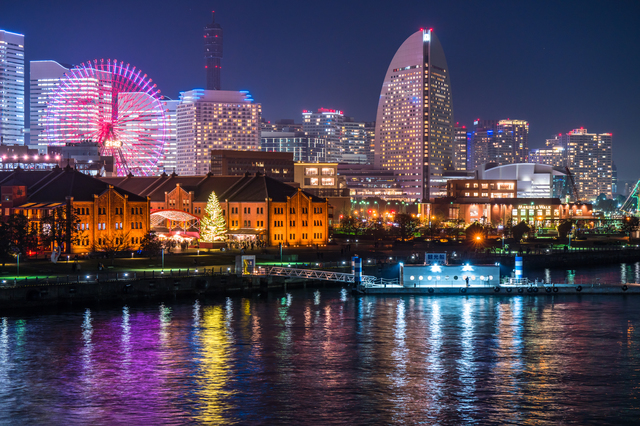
[362, 283, 640, 295]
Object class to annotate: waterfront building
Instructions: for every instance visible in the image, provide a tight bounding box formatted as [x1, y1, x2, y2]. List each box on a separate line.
[176, 89, 261, 175]
[454, 124, 468, 171]
[0, 30, 25, 145]
[101, 173, 329, 247]
[204, 11, 223, 90]
[210, 149, 294, 181]
[447, 179, 517, 199]
[302, 109, 344, 163]
[29, 60, 70, 147]
[375, 29, 454, 201]
[337, 164, 403, 200]
[0, 166, 150, 253]
[479, 163, 571, 199]
[260, 131, 326, 162]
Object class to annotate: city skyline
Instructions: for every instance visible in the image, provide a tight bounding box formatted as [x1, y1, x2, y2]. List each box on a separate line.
[1, 1, 639, 179]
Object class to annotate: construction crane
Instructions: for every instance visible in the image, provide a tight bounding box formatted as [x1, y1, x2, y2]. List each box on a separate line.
[565, 167, 581, 203]
[620, 179, 640, 216]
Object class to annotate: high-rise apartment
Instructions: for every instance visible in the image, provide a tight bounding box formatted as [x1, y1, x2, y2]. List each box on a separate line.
[562, 128, 612, 201]
[302, 108, 344, 163]
[0, 30, 25, 145]
[364, 122, 375, 165]
[204, 12, 223, 90]
[529, 136, 565, 168]
[176, 89, 261, 175]
[374, 29, 454, 201]
[30, 60, 70, 146]
[261, 131, 326, 163]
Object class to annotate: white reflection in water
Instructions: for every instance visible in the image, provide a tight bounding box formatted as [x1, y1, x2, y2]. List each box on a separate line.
[459, 300, 475, 399]
[545, 268, 551, 284]
[391, 299, 407, 387]
[427, 301, 443, 410]
[314, 290, 321, 306]
[635, 262, 640, 283]
[159, 303, 171, 345]
[0, 318, 8, 375]
[340, 288, 347, 302]
[121, 306, 131, 366]
[193, 299, 201, 326]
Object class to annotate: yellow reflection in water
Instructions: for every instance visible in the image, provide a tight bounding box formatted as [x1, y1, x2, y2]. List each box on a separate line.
[197, 305, 231, 424]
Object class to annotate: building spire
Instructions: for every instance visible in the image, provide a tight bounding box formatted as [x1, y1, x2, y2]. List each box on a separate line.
[204, 10, 223, 90]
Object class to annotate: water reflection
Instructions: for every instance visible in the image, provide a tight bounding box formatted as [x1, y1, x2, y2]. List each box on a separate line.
[0, 288, 640, 424]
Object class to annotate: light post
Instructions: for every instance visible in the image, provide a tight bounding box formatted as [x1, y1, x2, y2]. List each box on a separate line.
[161, 248, 165, 270]
[16, 253, 19, 277]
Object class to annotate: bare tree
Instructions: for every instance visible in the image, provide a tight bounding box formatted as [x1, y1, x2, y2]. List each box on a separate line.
[93, 231, 132, 264]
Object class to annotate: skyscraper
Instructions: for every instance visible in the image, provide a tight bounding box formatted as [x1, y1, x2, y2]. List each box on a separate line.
[302, 109, 344, 162]
[158, 99, 178, 173]
[0, 30, 25, 145]
[454, 124, 468, 171]
[374, 29, 454, 201]
[562, 128, 612, 201]
[176, 89, 261, 175]
[204, 12, 223, 90]
[30, 60, 70, 146]
[470, 119, 529, 169]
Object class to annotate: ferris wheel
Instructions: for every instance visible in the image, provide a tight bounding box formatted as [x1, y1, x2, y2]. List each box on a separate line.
[44, 59, 166, 176]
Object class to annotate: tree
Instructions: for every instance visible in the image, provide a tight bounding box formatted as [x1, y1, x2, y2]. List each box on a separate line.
[512, 221, 531, 242]
[395, 213, 419, 241]
[0, 213, 39, 257]
[622, 216, 640, 238]
[199, 191, 227, 242]
[339, 215, 365, 237]
[40, 205, 82, 254]
[93, 231, 132, 264]
[140, 231, 163, 257]
[557, 219, 573, 239]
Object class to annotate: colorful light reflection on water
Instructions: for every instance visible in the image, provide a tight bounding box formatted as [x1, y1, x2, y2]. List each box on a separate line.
[1, 288, 640, 424]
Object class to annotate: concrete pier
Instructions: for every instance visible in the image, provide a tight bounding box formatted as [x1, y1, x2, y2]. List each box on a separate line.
[363, 283, 640, 295]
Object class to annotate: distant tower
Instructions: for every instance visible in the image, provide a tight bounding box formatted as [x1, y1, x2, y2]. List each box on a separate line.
[204, 11, 223, 90]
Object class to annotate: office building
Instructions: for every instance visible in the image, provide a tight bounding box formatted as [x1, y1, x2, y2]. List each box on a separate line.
[0, 30, 25, 145]
[260, 131, 326, 163]
[454, 124, 468, 171]
[29, 61, 71, 147]
[261, 118, 303, 133]
[210, 150, 294, 181]
[471, 119, 529, 169]
[447, 179, 517, 199]
[176, 89, 261, 175]
[204, 12, 223, 90]
[302, 108, 344, 162]
[158, 99, 178, 173]
[340, 117, 368, 164]
[478, 163, 570, 199]
[375, 29, 454, 201]
[529, 139, 565, 168]
[337, 164, 403, 200]
[365, 122, 375, 165]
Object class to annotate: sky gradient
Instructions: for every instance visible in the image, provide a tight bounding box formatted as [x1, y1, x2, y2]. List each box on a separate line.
[2, 0, 639, 180]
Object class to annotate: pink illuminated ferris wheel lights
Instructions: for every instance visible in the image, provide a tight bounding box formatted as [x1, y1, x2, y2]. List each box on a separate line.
[44, 59, 166, 176]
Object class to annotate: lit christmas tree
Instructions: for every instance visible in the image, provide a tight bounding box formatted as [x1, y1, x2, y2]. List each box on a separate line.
[199, 191, 227, 242]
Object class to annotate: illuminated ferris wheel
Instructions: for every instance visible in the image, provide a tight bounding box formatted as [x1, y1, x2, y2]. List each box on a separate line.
[44, 59, 166, 176]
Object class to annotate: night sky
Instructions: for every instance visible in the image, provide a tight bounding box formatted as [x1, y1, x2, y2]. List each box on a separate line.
[2, 0, 639, 180]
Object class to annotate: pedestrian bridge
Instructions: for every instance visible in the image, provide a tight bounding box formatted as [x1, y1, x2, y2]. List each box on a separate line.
[259, 266, 391, 286]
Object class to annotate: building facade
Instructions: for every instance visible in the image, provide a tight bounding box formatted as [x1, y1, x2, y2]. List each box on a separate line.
[480, 163, 570, 199]
[210, 150, 294, 181]
[204, 12, 223, 90]
[0, 30, 25, 145]
[446, 179, 517, 199]
[29, 60, 70, 147]
[562, 128, 612, 201]
[101, 173, 329, 247]
[159, 99, 178, 173]
[302, 108, 344, 163]
[0, 167, 150, 254]
[471, 119, 529, 169]
[375, 29, 454, 201]
[454, 124, 468, 171]
[176, 89, 261, 175]
[260, 131, 326, 162]
[340, 118, 368, 164]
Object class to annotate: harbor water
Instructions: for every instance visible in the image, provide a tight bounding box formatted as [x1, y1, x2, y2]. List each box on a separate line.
[1, 263, 640, 425]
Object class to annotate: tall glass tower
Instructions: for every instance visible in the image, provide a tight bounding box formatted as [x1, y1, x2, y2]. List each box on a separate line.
[0, 30, 25, 145]
[374, 29, 454, 201]
[204, 12, 223, 90]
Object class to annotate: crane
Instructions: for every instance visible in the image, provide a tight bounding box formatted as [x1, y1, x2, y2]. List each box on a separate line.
[565, 167, 581, 203]
[620, 179, 640, 216]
